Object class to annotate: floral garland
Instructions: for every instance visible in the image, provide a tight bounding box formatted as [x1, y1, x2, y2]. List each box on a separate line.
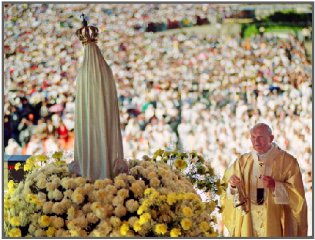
[4, 150, 221, 237]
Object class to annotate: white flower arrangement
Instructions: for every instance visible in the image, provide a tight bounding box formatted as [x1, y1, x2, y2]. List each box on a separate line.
[4, 150, 222, 237]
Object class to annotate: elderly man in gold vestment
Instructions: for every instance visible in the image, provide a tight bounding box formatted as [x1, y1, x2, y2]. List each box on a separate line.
[221, 123, 308, 237]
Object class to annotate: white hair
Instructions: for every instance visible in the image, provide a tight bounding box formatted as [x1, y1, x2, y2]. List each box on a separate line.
[250, 123, 273, 135]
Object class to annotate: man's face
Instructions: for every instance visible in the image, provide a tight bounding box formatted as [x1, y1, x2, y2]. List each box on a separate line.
[250, 126, 274, 154]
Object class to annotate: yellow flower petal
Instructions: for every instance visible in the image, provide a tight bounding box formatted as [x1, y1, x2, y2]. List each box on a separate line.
[154, 223, 167, 235]
[8, 228, 21, 237]
[170, 228, 181, 237]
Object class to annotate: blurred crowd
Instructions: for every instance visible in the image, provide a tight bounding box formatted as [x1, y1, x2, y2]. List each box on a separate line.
[4, 3, 312, 196]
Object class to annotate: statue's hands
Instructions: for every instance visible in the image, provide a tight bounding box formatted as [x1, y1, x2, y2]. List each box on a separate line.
[229, 175, 241, 188]
[261, 175, 275, 190]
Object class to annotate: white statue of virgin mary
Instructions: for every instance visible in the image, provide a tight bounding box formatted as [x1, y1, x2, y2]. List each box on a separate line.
[71, 15, 126, 180]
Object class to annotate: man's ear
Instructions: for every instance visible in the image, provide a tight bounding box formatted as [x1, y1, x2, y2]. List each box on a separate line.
[270, 134, 274, 142]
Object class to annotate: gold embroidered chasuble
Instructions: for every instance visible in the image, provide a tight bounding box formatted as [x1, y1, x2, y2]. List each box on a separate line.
[221, 145, 308, 237]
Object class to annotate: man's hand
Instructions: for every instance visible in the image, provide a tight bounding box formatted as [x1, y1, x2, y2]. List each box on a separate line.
[261, 175, 275, 190]
[229, 175, 241, 188]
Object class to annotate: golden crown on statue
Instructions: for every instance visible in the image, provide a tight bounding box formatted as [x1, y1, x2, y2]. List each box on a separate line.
[76, 13, 98, 44]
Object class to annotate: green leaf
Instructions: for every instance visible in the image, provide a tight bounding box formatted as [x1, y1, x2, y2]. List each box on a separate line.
[52, 151, 63, 160]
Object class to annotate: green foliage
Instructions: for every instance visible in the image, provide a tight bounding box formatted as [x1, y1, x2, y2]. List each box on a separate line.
[242, 24, 259, 38]
[241, 9, 311, 39]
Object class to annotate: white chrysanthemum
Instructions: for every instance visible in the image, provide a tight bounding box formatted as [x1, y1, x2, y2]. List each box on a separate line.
[28, 224, 36, 234]
[52, 202, 66, 215]
[117, 189, 129, 199]
[150, 178, 160, 188]
[34, 229, 45, 237]
[61, 198, 71, 209]
[114, 205, 127, 218]
[71, 190, 85, 204]
[51, 177, 61, 187]
[83, 183, 94, 193]
[36, 178, 47, 189]
[128, 216, 138, 227]
[74, 177, 86, 186]
[86, 212, 99, 224]
[47, 191, 54, 200]
[61, 178, 75, 190]
[113, 196, 124, 207]
[104, 185, 117, 195]
[90, 202, 101, 212]
[52, 189, 63, 201]
[43, 201, 54, 214]
[127, 175, 136, 183]
[125, 199, 139, 213]
[67, 206, 75, 220]
[37, 192, 47, 201]
[114, 179, 127, 188]
[109, 216, 121, 228]
[55, 229, 70, 237]
[130, 180, 145, 198]
[82, 203, 91, 214]
[66, 220, 76, 230]
[89, 229, 104, 237]
[94, 189, 107, 201]
[147, 171, 157, 180]
[50, 216, 64, 229]
[63, 189, 73, 199]
[94, 179, 112, 189]
[95, 204, 113, 219]
[109, 229, 121, 237]
[97, 221, 113, 235]
[46, 182, 58, 192]
[73, 215, 88, 228]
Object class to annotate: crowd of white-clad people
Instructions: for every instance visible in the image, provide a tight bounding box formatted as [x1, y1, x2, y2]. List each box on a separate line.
[4, 4, 312, 195]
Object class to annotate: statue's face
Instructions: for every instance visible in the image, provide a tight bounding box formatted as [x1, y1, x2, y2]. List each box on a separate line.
[250, 126, 274, 154]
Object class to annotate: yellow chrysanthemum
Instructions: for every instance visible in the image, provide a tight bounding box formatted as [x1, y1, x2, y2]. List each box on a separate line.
[14, 162, 21, 171]
[120, 223, 129, 236]
[4, 198, 11, 209]
[137, 205, 146, 215]
[38, 215, 50, 228]
[154, 223, 167, 235]
[8, 228, 21, 237]
[70, 229, 80, 237]
[7, 180, 15, 189]
[144, 188, 155, 196]
[180, 218, 192, 230]
[9, 216, 21, 226]
[8, 189, 15, 197]
[46, 227, 56, 237]
[170, 228, 181, 237]
[199, 221, 209, 232]
[23, 162, 34, 172]
[26, 193, 37, 203]
[35, 154, 49, 163]
[139, 213, 151, 225]
[209, 201, 217, 212]
[27, 193, 43, 206]
[133, 220, 142, 232]
[52, 151, 63, 160]
[182, 206, 193, 217]
[167, 193, 177, 205]
[174, 158, 187, 170]
[204, 231, 218, 237]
